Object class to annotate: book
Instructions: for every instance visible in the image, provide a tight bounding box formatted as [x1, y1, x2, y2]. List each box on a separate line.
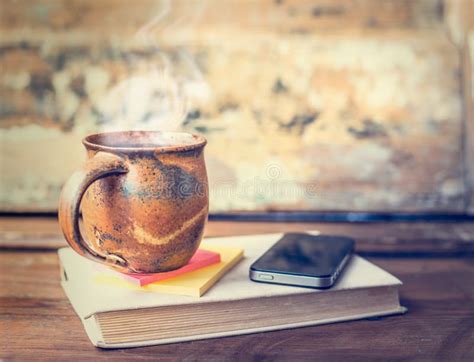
[98, 248, 222, 287]
[59, 232, 406, 349]
[93, 245, 243, 297]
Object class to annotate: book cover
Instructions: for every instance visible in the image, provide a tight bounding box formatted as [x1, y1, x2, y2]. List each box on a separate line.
[59, 232, 405, 348]
[60, 233, 402, 317]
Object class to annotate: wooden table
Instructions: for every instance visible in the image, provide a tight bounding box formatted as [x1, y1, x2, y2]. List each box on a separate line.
[1, 217, 474, 360]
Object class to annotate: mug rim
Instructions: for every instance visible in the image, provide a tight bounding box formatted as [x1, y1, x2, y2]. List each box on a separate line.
[83, 130, 207, 154]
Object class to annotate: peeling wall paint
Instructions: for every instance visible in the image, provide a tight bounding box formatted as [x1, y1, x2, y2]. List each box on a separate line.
[0, 0, 466, 212]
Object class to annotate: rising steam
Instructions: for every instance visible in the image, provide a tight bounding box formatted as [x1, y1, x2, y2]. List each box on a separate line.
[94, 0, 210, 132]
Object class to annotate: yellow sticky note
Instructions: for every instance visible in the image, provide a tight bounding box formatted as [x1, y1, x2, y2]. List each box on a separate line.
[94, 245, 244, 297]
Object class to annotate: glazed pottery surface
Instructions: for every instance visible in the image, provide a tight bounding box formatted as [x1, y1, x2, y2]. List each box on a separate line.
[58, 131, 208, 273]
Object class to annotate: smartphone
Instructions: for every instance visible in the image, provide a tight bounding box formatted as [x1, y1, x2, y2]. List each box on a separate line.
[249, 233, 355, 288]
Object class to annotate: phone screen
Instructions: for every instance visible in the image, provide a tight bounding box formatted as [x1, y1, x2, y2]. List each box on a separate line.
[251, 233, 354, 277]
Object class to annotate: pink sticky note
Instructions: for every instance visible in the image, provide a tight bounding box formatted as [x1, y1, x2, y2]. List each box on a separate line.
[119, 249, 221, 286]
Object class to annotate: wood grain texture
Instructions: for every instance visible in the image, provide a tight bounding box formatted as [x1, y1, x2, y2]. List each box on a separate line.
[1, 219, 473, 360]
[2, 216, 474, 256]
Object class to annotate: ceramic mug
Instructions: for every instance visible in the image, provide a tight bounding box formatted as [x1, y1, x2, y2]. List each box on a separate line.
[58, 131, 208, 273]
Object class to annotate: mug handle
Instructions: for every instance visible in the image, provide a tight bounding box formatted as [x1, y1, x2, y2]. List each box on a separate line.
[58, 151, 129, 271]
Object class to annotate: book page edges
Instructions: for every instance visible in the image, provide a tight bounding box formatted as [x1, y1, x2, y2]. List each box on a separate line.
[84, 306, 407, 349]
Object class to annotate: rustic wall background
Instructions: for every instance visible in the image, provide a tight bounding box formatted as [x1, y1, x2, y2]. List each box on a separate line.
[0, 0, 472, 213]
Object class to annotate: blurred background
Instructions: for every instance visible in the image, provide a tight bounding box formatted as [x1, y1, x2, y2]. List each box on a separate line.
[0, 0, 473, 216]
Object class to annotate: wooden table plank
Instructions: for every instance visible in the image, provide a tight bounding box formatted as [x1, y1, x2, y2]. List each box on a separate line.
[1, 251, 473, 360]
[1, 219, 474, 360]
[1, 217, 474, 256]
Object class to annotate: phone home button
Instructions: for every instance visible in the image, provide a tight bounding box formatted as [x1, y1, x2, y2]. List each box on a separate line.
[259, 274, 274, 281]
